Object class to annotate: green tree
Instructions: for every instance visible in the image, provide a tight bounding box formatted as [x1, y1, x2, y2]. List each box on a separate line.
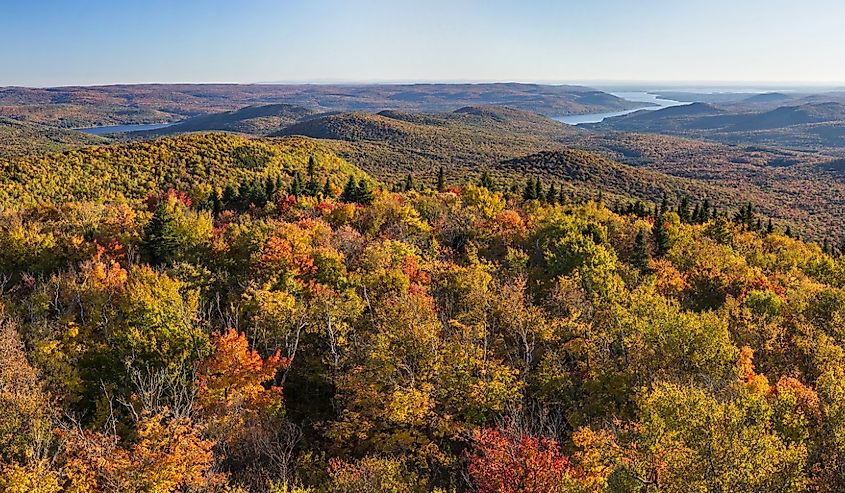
[289, 171, 303, 197]
[306, 156, 319, 196]
[341, 175, 357, 203]
[356, 179, 375, 205]
[142, 202, 180, 265]
[631, 229, 651, 272]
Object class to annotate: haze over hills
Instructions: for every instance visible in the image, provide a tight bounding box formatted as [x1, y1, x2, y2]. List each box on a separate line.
[0, 83, 645, 128]
[589, 99, 845, 155]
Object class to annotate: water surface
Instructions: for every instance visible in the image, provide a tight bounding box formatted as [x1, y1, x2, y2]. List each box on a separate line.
[78, 122, 177, 135]
[554, 91, 689, 125]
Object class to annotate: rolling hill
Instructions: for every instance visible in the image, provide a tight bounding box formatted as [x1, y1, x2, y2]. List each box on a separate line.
[143, 104, 317, 136]
[0, 117, 106, 157]
[270, 105, 845, 238]
[0, 83, 646, 128]
[589, 101, 845, 154]
[0, 133, 367, 205]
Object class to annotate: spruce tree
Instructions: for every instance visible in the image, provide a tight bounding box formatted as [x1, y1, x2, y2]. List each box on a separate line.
[700, 199, 711, 222]
[356, 179, 375, 205]
[523, 178, 537, 201]
[766, 219, 774, 234]
[660, 195, 669, 216]
[534, 177, 543, 201]
[289, 171, 303, 197]
[631, 229, 652, 272]
[653, 214, 670, 256]
[211, 188, 222, 215]
[306, 156, 319, 196]
[323, 178, 333, 198]
[265, 175, 277, 201]
[341, 175, 357, 203]
[546, 183, 557, 204]
[142, 203, 180, 266]
[404, 173, 414, 192]
[437, 166, 445, 192]
[678, 197, 691, 223]
[479, 170, 494, 191]
[222, 184, 238, 208]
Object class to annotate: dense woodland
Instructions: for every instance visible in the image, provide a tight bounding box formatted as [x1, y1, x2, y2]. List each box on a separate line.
[3, 139, 845, 492]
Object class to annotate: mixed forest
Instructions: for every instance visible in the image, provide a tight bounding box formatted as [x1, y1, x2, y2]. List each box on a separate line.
[3, 134, 845, 492]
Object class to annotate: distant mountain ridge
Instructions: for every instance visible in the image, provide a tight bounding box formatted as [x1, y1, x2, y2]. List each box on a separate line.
[588, 100, 845, 154]
[0, 83, 646, 128]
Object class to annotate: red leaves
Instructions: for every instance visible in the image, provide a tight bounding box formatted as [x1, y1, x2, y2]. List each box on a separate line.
[468, 428, 572, 493]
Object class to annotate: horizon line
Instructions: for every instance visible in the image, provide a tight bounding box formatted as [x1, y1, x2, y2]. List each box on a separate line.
[3, 79, 845, 90]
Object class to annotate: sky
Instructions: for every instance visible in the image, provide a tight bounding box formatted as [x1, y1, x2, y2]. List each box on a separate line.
[3, 0, 845, 87]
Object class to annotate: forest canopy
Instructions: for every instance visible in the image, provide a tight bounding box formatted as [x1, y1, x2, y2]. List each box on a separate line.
[1, 138, 845, 492]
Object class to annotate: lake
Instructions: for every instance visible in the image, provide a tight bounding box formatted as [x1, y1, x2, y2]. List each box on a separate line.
[77, 122, 177, 135]
[554, 91, 689, 125]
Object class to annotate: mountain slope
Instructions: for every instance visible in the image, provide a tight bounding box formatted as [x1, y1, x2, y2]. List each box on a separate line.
[0, 117, 106, 157]
[147, 104, 317, 136]
[500, 149, 723, 204]
[268, 105, 845, 238]
[0, 133, 367, 205]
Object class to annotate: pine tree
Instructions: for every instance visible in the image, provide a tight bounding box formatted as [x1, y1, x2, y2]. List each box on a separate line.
[659, 195, 669, 216]
[546, 183, 557, 204]
[289, 171, 303, 197]
[479, 170, 495, 191]
[631, 229, 652, 272]
[211, 188, 222, 215]
[534, 177, 543, 201]
[711, 215, 732, 244]
[437, 166, 445, 192]
[691, 203, 701, 223]
[678, 197, 691, 223]
[323, 177, 333, 198]
[357, 179, 375, 205]
[341, 175, 357, 203]
[222, 184, 238, 208]
[265, 175, 277, 201]
[142, 203, 180, 265]
[523, 178, 537, 201]
[653, 214, 670, 256]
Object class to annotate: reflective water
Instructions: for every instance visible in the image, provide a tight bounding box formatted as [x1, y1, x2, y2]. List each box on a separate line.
[554, 91, 689, 125]
[77, 122, 177, 135]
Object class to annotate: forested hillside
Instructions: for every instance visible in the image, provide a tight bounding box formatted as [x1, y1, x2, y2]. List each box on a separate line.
[2, 156, 845, 491]
[0, 134, 366, 205]
[0, 117, 105, 157]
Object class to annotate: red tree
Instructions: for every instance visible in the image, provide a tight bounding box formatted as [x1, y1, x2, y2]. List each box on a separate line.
[468, 428, 572, 493]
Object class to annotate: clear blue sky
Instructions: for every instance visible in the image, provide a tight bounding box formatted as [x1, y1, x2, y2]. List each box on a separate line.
[3, 0, 845, 87]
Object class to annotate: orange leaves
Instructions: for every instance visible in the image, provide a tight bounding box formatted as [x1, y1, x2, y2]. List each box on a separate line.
[196, 329, 286, 418]
[468, 428, 572, 493]
[59, 413, 222, 493]
[737, 346, 771, 395]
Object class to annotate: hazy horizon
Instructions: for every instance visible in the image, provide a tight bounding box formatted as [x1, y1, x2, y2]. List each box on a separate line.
[4, 0, 845, 87]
